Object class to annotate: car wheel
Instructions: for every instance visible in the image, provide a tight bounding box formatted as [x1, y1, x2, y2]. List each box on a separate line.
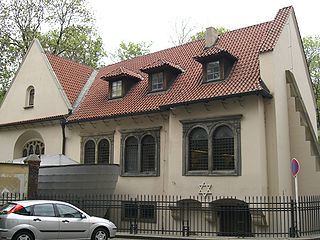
[13, 231, 34, 240]
[92, 227, 109, 240]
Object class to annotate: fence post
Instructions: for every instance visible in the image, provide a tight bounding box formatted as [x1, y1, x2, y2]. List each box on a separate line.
[290, 199, 297, 238]
[24, 154, 41, 199]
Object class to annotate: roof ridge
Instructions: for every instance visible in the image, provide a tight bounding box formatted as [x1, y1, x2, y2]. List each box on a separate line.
[259, 6, 293, 53]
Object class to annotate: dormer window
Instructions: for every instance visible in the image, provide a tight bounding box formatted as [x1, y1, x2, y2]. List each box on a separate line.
[151, 72, 164, 91]
[111, 80, 122, 98]
[206, 61, 220, 81]
[101, 67, 143, 99]
[194, 47, 237, 84]
[141, 59, 183, 93]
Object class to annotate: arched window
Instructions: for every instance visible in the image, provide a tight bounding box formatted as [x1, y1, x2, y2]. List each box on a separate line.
[98, 139, 110, 164]
[84, 140, 95, 164]
[125, 137, 138, 173]
[189, 127, 208, 171]
[141, 135, 155, 172]
[25, 86, 35, 107]
[22, 140, 45, 157]
[212, 125, 234, 170]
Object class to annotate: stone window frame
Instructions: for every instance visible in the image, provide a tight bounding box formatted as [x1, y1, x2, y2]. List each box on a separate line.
[24, 85, 35, 109]
[120, 127, 161, 177]
[81, 133, 114, 164]
[181, 115, 242, 176]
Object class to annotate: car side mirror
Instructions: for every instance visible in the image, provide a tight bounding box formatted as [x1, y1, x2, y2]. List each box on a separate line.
[81, 213, 86, 219]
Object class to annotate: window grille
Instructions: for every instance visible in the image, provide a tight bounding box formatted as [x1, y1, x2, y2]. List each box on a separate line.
[122, 201, 156, 222]
[98, 139, 110, 164]
[141, 135, 156, 172]
[22, 140, 45, 157]
[189, 128, 208, 171]
[213, 126, 235, 170]
[84, 140, 95, 164]
[125, 137, 138, 172]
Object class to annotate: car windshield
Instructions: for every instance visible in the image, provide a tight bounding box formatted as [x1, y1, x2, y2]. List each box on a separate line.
[0, 203, 16, 215]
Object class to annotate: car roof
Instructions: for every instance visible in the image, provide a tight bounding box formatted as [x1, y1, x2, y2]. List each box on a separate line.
[10, 200, 72, 207]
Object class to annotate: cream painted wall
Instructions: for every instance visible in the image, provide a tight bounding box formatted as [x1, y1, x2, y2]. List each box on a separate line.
[259, 12, 318, 196]
[66, 95, 269, 197]
[0, 40, 70, 124]
[0, 124, 63, 162]
[287, 87, 320, 195]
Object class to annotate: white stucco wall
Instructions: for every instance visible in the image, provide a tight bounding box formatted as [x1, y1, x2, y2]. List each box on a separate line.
[259, 12, 319, 196]
[0, 40, 70, 124]
[0, 124, 63, 162]
[66, 95, 268, 197]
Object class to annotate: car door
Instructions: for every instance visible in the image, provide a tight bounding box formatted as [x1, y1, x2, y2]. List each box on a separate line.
[29, 203, 60, 239]
[55, 203, 90, 240]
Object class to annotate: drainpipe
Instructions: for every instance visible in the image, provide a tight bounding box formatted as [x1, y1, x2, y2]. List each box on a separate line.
[60, 119, 66, 155]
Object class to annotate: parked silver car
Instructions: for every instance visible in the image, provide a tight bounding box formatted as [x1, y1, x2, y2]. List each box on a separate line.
[0, 200, 117, 240]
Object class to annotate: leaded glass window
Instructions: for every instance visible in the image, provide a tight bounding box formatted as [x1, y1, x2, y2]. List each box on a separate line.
[182, 116, 241, 176]
[121, 128, 160, 176]
[84, 140, 95, 164]
[141, 135, 156, 172]
[213, 126, 235, 170]
[111, 80, 122, 98]
[98, 139, 110, 164]
[125, 137, 138, 173]
[188, 128, 208, 171]
[22, 140, 45, 157]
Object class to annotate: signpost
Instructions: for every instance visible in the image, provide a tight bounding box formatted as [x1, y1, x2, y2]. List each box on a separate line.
[291, 158, 300, 236]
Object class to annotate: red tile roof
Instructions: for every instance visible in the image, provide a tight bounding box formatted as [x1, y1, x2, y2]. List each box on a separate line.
[46, 54, 94, 106]
[141, 59, 184, 73]
[102, 66, 143, 81]
[67, 6, 293, 122]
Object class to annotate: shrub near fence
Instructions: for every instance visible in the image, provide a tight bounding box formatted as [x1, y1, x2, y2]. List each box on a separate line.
[1, 193, 320, 238]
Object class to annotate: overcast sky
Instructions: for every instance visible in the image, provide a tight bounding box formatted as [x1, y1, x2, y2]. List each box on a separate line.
[88, 0, 319, 62]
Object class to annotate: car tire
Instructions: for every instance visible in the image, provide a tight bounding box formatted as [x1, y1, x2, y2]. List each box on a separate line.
[91, 227, 109, 240]
[12, 230, 34, 240]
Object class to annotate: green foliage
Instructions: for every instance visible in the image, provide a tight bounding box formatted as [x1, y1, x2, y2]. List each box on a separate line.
[190, 27, 229, 42]
[111, 41, 152, 62]
[0, 0, 106, 102]
[303, 36, 320, 127]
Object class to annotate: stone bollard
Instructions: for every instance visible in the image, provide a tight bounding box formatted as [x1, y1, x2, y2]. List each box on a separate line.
[24, 154, 41, 199]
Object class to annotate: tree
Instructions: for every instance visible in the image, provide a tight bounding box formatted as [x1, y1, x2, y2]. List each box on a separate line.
[170, 19, 229, 46]
[303, 36, 320, 127]
[0, 0, 106, 102]
[111, 41, 152, 62]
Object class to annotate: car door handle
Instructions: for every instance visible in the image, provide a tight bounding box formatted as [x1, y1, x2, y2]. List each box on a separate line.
[62, 220, 69, 223]
[33, 218, 41, 222]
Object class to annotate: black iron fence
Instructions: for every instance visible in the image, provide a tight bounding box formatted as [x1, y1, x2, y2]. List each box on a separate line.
[1, 193, 320, 238]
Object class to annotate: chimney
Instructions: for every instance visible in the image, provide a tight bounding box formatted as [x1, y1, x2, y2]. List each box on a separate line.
[205, 27, 218, 48]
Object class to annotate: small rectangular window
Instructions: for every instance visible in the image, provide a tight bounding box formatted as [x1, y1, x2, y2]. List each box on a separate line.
[151, 72, 164, 91]
[122, 201, 156, 222]
[111, 80, 122, 98]
[206, 61, 220, 81]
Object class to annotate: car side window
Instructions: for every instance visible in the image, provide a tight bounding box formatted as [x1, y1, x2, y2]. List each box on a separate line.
[33, 204, 56, 217]
[56, 204, 82, 218]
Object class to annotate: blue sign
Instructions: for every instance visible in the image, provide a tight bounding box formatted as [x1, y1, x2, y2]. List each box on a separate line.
[291, 158, 300, 177]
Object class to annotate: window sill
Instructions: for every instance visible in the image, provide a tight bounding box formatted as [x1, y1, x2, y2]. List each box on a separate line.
[121, 172, 159, 177]
[24, 105, 34, 109]
[184, 170, 240, 176]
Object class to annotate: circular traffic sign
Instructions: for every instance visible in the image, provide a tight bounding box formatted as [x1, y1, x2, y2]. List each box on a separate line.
[291, 158, 300, 177]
